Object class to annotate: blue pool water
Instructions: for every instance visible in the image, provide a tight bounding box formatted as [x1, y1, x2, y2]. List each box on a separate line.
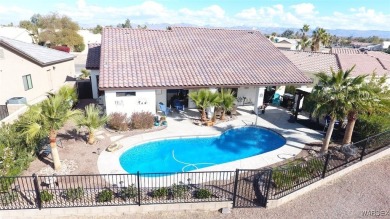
[119, 126, 286, 173]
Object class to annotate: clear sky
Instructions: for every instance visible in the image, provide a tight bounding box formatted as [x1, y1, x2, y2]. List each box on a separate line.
[0, 0, 389, 30]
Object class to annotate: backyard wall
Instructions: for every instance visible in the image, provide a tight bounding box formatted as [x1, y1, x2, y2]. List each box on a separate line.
[155, 89, 167, 107]
[104, 89, 156, 116]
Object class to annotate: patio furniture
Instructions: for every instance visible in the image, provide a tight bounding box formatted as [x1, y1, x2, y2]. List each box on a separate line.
[272, 93, 281, 106]
[159, 102, 172, 116]
[173, 99, 185, 111]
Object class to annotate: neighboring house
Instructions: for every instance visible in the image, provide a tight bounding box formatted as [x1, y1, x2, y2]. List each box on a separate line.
[86, 27, 312, 116]
[0, 36, 75, 120]
[280, 50, 340, 82]
[382, 41, 390, 51]
[272, 37, 299, 50]
[0, 26, 33, 43]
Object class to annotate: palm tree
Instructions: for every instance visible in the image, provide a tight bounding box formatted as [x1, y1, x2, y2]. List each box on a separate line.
[297, 37, 311, 51]
[311, 27, 327, 52]
[312, 67, 366, 153]
[219, 89, 236, 120]
[300, 24, 310, 37]
[189, 89, 221, 122]
[76, 104, 108, 144]
[48, 85, 78, 109]
[342, 73, 386, 144]
[21, 95, 81, 170]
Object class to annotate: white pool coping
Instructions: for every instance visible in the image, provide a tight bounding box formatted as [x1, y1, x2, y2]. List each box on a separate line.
[97, 106, 323, 179]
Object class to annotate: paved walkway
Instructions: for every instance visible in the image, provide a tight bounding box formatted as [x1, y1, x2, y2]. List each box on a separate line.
[98, 106, 322, 174]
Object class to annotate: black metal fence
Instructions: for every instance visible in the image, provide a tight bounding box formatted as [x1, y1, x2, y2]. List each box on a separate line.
[0, 131, 389, 210]
[268, 130, 390, 200]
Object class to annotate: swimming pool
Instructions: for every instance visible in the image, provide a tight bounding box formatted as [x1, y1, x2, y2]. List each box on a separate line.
[119, 126, 286, 173]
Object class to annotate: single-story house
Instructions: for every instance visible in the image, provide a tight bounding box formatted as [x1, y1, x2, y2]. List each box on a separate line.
[0, 36, 75, 120]
[0, 26, 34, 43]
[86, 27, 313, 116]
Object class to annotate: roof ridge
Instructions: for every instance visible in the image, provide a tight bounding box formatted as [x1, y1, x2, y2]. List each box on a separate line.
[282, 49, 335, 56]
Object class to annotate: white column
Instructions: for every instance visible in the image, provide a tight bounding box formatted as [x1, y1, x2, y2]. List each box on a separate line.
[91, 70, 99, 99]
[253, 87, 266, 114]
[207, 88, 218, 119]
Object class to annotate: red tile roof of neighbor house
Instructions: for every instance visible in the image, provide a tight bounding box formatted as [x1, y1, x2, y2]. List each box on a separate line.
[335, 53, 389, 76]
[330, 48, 361, 54]
[97, 27, 312, 89]
[280, 50, 340, 75]
[367, 51, 390, 70]
[86, 43, 101, 69]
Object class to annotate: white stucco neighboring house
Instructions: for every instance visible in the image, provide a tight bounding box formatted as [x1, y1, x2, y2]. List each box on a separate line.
[0, 36, 75, 121]
[0, 26, 34, 43]
[86, 27, 313, 117]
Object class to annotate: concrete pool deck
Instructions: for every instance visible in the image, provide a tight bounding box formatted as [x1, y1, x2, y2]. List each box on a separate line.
[98, 106, 323, 175]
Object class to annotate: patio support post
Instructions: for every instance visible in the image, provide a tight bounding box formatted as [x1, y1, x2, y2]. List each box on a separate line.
[253, 87, 266, 114]
[294, 93, 304, 121]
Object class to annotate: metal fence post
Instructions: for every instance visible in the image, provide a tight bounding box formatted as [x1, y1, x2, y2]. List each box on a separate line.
[32, 174, 42, 210]
[137, 171, 141, 206]
[360, 137, 369, 161]
[264, 169, 273, 205]
[232, 169, 240, 208]
[322, 153, 331, 178]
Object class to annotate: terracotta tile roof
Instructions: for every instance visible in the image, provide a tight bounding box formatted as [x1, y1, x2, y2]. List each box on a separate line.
[336, 54, 389, 76]
[99, 27, 311, 89]
[280, 50, 340, 75]
[331, 48, 361, 54]
[367, 51, 390, 70]
[86, 43, 101, 69]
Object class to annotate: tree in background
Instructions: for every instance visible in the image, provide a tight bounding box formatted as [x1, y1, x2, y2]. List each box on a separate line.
[19, 13, 85, 52]
[137, 24, 147, 29]
[311, 27, 330, 52]
[281, 29, 294, 38]
[92, 25, 103, 34]
[296, 24, 311, 51]
[118, 19, 132, 28]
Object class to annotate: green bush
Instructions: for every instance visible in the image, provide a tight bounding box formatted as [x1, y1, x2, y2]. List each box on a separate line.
[64, 187, 84, 201]
[40, 190, 54, 202]
[170, 184, 188, 198]
[107, 113, 129, 131]
[119, 184, 137, 200]
[152, 187, 168, 198]
[97, 189, 113, 202]
[0, 191, 18, 205]
[130, 111, 154, 130]
[74, 43, 85, 52]
[354, 114, 390, 140]
[195, 188, 212, 199]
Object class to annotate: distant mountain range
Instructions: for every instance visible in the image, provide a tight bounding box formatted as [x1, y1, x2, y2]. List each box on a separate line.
[141, 23, 390, 39]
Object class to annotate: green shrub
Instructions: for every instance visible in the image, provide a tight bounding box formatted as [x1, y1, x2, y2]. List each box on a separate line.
[0, 191, 18, 205]
[107, 113, 129, 131]
[152, 187, 168, 198]
[97, 189, 113, 202]
[64, 187, 84, 201]
[40, 190, 54, 202]
[74, 43, 85, 52]
[195, 188, 212, 199]
[354, 114, 390, 140]
[130, 111, 154, 130]
[119, 184, 137, 200]
[170, 184, 188, 198]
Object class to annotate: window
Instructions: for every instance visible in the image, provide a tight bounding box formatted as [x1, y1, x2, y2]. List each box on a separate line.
[116, 92, 136, 97]
[22, 74, 33, 90]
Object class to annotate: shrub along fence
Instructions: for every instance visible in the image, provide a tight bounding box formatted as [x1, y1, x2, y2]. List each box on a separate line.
[0, 131, 389, 210]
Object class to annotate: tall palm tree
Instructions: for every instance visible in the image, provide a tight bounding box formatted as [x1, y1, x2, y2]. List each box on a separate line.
[312, 67, 366, 153]
[21, 95, 81, 170]
[76, 104, 108, 144]
[342, 73, 386, 144]
[297, 37, 311, 51]
[311, 27, 327, 52]
[219, 89, 236, 120]
[300, 24, 310, 37]
[189, 89, 221, 122]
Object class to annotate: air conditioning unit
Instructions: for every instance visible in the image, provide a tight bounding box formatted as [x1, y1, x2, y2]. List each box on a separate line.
[7, 97, 27, 104]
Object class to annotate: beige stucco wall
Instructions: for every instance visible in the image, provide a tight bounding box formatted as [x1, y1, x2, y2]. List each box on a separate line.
[0, 46, 75, 105]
